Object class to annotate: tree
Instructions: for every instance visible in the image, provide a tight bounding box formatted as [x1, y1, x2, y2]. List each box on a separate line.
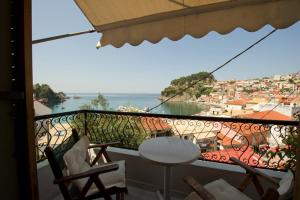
[73, 112, 148, 149]
[79, 104, 92, 110]
[161, 86, 177, 97]
[33, 83, 66, 106]
[57, 92, 67, 101]
[74, 93, 157, 149]
[78, 93, 109, 111]
[91, 93, 109, 110]
[253, 112, 300, 171]
[288, 78, 295, 84]
[280, 88, 292, 93]
[243, 88, 254, 94]
[161, 71, 215, 98]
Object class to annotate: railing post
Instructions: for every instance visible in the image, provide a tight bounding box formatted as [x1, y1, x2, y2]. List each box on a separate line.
[84, 110, 88, 136]
[294, 113, 300, 199]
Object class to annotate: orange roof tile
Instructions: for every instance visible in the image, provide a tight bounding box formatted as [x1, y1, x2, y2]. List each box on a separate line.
[219, 122, 269, 145]
[202, 146, 261, 167]
[225, 99, 248, 106]
[241, 110, 291, 120]
[141, 117, 171, 132]
[202, 145, 289, 168]
[217, 131, 243, 146]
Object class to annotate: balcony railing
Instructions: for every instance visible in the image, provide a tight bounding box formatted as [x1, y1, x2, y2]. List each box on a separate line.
[35, 110, 299, 170]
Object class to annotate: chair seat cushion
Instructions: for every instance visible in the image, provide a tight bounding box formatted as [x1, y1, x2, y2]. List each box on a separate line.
[72, 160, 126, 196]
[204, 179, 252, 200]
[87, 160, 126, 195]
[278, 170, 294, 200]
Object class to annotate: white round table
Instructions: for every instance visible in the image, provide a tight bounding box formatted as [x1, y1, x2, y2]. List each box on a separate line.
[138, 137, 200, 200]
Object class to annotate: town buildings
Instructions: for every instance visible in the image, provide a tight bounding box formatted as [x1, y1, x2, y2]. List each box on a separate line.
[200, 72, 300, 120]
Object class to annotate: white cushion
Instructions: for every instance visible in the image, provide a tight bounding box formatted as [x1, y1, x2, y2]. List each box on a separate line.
[63, 136, 91, 184]
[278, 170, 294, 200]
[87, 146, 107, 165]
[88, 160, 126, 194]
[204, 179, 252, 200]
[63, 137, 126, 196]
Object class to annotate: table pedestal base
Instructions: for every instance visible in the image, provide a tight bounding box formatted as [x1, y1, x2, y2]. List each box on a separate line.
[156, 166, 172, 200]
[138, 137, 200, 200]
[164, 166, 171, 200]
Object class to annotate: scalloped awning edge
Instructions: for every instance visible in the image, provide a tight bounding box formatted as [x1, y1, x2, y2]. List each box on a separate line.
[96, 0, 300, 48]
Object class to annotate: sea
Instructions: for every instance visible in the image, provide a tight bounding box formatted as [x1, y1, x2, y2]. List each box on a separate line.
[51, 93, 207, 116]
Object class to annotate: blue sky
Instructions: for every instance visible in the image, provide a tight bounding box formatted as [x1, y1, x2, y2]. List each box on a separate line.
[32, 0, 300, 93]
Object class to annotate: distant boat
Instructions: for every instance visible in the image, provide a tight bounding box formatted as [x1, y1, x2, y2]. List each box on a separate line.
[143, 107, 150, 112]
[61, 100, 65, 110]
[73, 96, 81, 99]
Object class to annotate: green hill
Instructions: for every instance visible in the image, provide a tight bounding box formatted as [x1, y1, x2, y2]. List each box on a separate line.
[33, 83, 66, 106]
[161, 72, 215, 101]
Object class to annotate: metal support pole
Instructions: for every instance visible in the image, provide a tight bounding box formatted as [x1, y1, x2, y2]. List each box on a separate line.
[32, 29, 96, 44]
[164, 165, 172, 200]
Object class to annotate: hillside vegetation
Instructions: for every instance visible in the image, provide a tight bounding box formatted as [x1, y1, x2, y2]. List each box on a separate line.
[33, 83, 66, 106]
[161, 72, 215, 101]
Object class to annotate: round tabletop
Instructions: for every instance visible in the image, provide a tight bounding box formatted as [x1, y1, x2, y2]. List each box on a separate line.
[138, 137, 200, 165]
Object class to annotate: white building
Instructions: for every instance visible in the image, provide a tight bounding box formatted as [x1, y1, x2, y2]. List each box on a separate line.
[273, 75, 281, 81]
[225, 99, 247, 111]
[253, 103, 299, 118]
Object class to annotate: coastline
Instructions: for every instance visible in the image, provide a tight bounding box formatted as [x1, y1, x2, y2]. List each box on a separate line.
[159, 95, 214, 107]
[51, 93, 207, 115]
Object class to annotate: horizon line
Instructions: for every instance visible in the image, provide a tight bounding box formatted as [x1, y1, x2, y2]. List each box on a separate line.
[65, 92, 161, 94]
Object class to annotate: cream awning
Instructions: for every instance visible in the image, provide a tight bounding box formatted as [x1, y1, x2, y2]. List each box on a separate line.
[74, 0, 300, 48]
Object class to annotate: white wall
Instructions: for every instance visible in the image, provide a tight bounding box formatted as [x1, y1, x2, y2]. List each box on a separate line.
[226, 104, 242, 111]
[253, 103, 293, 117]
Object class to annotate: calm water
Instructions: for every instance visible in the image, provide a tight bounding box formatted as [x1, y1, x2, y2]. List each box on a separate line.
[51, 93, 206, 115]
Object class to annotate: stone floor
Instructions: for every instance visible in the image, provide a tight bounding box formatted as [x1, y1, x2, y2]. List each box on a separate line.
[38, 161, 184, 200]
[52, 185, 183, 200]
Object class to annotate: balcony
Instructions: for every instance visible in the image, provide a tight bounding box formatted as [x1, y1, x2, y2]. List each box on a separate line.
[35, 110, 298, 199]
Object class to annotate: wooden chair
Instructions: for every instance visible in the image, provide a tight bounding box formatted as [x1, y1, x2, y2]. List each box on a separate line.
[183, 157, 294, 200]
[45, 129, 127, 200]
[184, 191, 204, 200]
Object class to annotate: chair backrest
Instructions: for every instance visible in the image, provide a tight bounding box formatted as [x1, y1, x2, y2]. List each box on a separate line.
[45, 129, 80, 179]
[277, 170, 294, 200]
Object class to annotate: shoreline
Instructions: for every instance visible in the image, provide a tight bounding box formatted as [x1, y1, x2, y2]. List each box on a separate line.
[51, 94, 208, 115]
[159, 96, 215, 107]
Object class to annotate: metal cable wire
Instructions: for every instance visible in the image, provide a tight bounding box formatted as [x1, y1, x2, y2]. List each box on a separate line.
[32, 29, 96, 44]
[147, 28, 278, 113]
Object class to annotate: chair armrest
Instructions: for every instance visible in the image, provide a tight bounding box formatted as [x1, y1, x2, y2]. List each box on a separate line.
[89, 142, 121, 165]
[88, 141, 121, 149]
[54, 163, 119, 184]
[229, 157, 279, 186]
[184, 176, 216, 200]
